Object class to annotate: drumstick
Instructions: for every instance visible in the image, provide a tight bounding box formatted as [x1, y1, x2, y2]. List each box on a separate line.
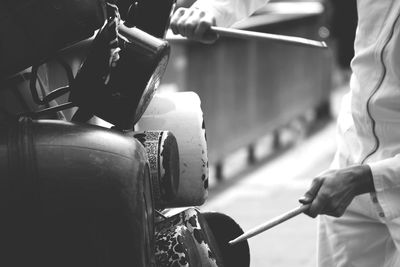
[229, 204, 311, 245]
[210, 26, 327, 49]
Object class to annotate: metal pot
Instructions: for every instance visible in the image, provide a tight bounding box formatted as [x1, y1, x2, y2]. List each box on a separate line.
[0, 118, 155, 266]
[70, 23, 170, 129]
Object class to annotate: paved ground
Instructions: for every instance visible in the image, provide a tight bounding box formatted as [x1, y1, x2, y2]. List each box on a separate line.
[203, 121, 337, 267]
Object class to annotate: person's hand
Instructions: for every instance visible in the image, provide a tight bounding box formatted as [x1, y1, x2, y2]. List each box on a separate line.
[170, 6, 218, 44]
[299, 165, 374, 218]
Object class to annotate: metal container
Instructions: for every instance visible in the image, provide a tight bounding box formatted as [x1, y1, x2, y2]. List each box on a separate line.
[71, 24, 170, 129]
[0, 118, 154, 266]
[155, 208, 250, 267]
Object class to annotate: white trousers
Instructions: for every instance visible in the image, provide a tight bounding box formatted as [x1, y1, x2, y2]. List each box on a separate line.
[318, 194, 400, 267]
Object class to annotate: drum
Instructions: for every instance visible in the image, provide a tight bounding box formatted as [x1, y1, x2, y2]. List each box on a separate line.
[136, 92, 209, 207]
[155, 208, 250, 267]
[0, 118, 154, 266]
[126, 130, 180, 208]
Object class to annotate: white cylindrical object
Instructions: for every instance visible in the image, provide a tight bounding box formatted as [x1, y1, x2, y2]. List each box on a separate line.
[136, 92, 208, 207]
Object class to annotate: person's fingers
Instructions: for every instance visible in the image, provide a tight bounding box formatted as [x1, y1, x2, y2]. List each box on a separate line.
[193, 11, 211, 36]
[299, 178, 323, 204]
[183, 10, 202, 39]
[194, 17, 217, 43]
[307, 195, 326, 218]
[177, 8, 194, 37]
[298, 196, 309, 204]
[170, 7, 218, 43]
[195, 12, 218, 44]
[170, 7, 186, 34]
[202, 31, 219, 44]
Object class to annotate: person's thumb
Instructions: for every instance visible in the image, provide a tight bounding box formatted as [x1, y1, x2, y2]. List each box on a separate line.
[299, 177, 323, 204]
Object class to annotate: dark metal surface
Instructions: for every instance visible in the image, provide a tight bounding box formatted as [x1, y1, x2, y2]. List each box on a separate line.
[0, 119, 154, 266]
[70, 24, 170, 129]
[0, 0, 107, 79]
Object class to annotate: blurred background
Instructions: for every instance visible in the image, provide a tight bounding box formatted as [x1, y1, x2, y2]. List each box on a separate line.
[160, 0, 357, 266]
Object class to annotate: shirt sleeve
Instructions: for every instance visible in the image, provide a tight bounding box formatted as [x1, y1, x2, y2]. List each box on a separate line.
[369, 155, 400, 220]
[191, 0, 269, 27]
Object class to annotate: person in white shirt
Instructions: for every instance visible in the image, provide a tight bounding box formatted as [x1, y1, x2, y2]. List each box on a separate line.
[171, 1, 400, 266]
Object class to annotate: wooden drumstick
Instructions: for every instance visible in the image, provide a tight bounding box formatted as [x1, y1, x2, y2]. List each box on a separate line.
[228, 204, 311, 245]
[210, 26, 327, 49]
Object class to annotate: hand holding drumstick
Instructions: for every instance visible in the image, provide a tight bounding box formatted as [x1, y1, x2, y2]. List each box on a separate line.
[170, 6, 218, 44]
[170, 6, 327, 48]
[230, 165, 375, 245]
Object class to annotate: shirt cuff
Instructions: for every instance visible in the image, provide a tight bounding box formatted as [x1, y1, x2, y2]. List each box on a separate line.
[191, 0, 237, 27]
[369, 156, 400, 220]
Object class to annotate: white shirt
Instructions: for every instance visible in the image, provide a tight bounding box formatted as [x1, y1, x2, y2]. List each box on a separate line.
[193, 0, 400, 220]
[192, 0, 268, 27]
[334, 0, 400, 221]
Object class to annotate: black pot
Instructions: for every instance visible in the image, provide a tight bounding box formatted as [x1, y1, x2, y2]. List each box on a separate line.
[0, 118, 155, 266]
[71, 24, 170, 129]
